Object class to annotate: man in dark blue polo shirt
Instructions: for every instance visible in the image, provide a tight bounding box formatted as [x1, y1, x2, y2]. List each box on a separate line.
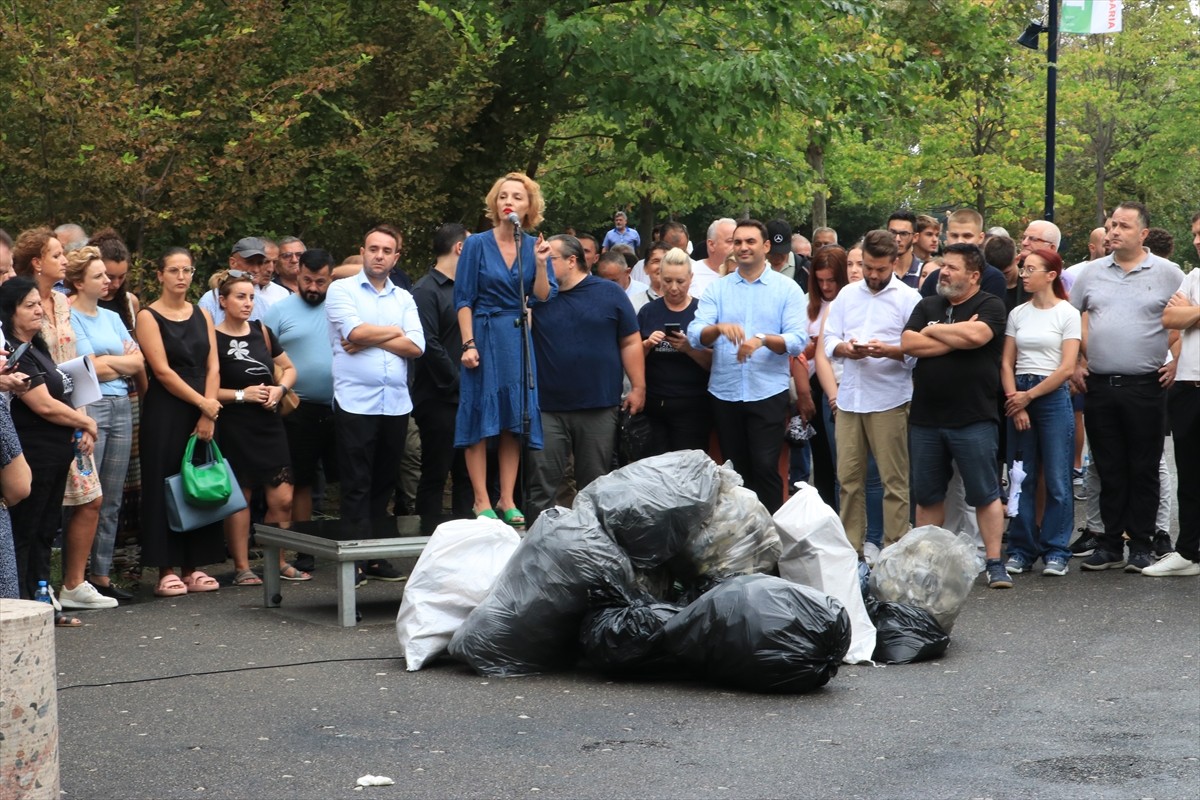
[527, 234, 645, 523]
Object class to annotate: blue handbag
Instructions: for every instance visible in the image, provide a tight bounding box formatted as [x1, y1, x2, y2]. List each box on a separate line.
[164, 438, 247, 532]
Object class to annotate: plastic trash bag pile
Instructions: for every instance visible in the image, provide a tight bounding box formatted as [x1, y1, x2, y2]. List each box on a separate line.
[866, 525, 978, 663]
[399, 452, 979, 689]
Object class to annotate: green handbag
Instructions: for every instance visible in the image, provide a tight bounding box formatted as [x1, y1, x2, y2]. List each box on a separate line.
[181, 435, 233, 507]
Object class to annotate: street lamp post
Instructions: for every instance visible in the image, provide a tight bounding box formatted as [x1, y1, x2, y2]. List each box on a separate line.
[1018, 1, 1060, 222]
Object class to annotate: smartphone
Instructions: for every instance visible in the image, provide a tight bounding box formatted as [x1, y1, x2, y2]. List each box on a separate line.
[2, 341, 31, 372]
[852, 341, 870, 350]
[664, 323, 682, 335]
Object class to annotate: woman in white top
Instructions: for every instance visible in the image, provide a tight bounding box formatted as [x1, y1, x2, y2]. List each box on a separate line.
[1001, 248, 1081, 577]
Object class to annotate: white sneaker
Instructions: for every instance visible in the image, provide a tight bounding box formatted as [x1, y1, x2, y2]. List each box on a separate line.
[1141, 552, 1200, 577]
[863, 542, 881, 566]
[58, 581, 119, 609]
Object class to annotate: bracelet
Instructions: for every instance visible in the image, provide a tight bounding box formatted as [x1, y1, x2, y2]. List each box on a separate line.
[235, 389, 245, 404]
[462, 339, 477, 353]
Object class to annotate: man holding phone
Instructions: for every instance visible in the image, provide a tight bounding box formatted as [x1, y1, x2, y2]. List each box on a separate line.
[823, 230, 922, 560]
[638, 248, 713, 454]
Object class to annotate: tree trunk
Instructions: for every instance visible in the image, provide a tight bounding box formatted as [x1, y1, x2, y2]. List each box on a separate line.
[806, 141, 826, 229]
[638, 193, 654, 257]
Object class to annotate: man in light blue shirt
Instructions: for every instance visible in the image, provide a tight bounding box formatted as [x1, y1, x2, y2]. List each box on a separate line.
[601, 211, 640, 253]
[263, 249, 337, 548]
[688, 219, 807, 512]
[325, 226, 424, 576]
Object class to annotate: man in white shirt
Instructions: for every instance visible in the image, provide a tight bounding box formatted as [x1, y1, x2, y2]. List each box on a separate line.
[198, 237, 270, 325]
[325, 225, 424, 574]
[689, 217, 735, 300]
[1144, 211, 1200, 577]
[256, 238, 291, 308]
[823, 229, 921, 557]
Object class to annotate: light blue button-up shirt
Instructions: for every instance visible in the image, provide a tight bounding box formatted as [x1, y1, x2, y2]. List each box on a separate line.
[688, 266, 808, 402]
[325, 270, 425, 416]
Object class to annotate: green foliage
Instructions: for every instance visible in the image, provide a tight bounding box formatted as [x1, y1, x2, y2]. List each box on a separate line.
[0, 0, 1195, 277]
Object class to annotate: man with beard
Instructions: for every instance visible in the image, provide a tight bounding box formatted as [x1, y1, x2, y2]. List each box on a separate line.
[823, 230, 921, 561]
[263, 250, 339, 571]
[902, 243, 1011, 589]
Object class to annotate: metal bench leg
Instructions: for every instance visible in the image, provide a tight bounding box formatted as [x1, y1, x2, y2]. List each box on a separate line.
[337, 560, 358, 627]
[262, 545, 282, 608]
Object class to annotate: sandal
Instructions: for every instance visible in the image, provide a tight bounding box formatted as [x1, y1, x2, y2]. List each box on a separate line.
[181, 570, 219, 593]
[232, 569, 263, 586]
[55, 613, 82, 628]
[475, 508, 499, 520]
[154, 574, 188, 597]
[280, 565, 312, 582]
[498, 506, 526, 527]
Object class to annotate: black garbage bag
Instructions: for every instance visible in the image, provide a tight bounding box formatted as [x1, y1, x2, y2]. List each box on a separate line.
[618, 408, 655, 465]
[448, 507, 634, 677]
[574, 449, 721, 569]
[579, 577, 681, 676]
[866, 597, 951, 664]
[661, 574, 851, 693]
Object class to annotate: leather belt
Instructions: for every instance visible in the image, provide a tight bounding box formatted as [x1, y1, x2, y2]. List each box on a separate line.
[1090, 372, 1160, 387]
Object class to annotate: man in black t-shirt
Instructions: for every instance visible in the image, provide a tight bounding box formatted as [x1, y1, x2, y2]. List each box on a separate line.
[901, 243, 1012, 589]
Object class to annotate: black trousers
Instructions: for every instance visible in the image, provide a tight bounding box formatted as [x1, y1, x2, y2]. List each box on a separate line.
[1084, 376, 1165, 554]
[644, 394, 713, 455]
[9, 460, 70, 599]
[412, 398, 472, 518]
[712, 390, 790, 514]
[1169, 382, 1200, 561]
[335, 408, 408, 525]
[808, 373, 837, 508]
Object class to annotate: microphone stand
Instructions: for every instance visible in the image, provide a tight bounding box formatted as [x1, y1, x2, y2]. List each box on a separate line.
[512, 218, 534, 522]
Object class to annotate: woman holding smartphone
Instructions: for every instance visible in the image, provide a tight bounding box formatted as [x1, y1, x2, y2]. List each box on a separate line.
[637, 247, 713, 454]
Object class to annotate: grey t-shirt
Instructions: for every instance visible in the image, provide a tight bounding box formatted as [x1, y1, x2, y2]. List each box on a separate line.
[1070, 253, 1184, 375]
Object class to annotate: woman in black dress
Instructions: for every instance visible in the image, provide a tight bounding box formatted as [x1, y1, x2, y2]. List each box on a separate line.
[211, 272, 306, 585]
[135, 248, 225, 597]
[1, 277, 98, 625]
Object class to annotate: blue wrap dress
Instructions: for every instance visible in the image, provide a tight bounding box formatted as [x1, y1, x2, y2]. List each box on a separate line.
[453, 229, 557, 449]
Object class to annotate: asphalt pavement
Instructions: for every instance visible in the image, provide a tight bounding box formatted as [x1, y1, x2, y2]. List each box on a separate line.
[51, 480, 1200, 799]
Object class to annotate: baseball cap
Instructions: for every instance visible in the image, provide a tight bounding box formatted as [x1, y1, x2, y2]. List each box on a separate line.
[230, 237, 268, 259]
[766, 220, 792, 255]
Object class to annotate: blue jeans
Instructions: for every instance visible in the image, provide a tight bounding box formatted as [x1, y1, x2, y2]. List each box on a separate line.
[1006, 376, 1075, 563]
[86, 395, 133, 578]
[822, 400, 884, 546]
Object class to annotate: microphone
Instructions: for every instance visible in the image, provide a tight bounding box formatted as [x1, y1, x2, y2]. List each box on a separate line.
[506, 212, 521, 227]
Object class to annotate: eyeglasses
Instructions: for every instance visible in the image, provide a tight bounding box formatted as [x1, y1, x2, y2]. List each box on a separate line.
[1021, 235, 1055, 247]
[163, 267, 195, 277]
[226, 269, 251, 279]
[888, 229, 914, 238]
[1018, 266, 1051, 276]
[279, 251, 305, 260]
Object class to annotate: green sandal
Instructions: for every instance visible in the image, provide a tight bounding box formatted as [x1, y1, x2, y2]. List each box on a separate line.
[499, 507, 526, 527]
[475, 508, 499, 520]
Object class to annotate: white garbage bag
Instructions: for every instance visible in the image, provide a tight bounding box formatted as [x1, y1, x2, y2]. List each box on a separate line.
[396, 518, 521, 670]
[773, 482, 877, 664]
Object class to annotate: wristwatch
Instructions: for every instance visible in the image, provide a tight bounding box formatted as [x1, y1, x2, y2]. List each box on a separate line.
[235, 389, 245, 403]
[755, 333, 767, 343]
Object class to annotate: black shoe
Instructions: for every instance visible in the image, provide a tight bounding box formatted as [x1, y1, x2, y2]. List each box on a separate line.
[292, 553, 315, 573]
[1069, 529, 1101, 558]
[1123, 551, 1155, 573]
[363, 560, 405, 582]
[92, 581, 135, 602]
[1152, 531, 1175, 560]
[1081, 549, 1126, 571]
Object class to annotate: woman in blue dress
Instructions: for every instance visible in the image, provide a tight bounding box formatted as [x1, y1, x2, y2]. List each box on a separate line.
[454, 173, 556, 526]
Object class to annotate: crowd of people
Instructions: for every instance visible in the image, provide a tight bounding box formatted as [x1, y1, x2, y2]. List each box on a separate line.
[0, 178, 1197, 626]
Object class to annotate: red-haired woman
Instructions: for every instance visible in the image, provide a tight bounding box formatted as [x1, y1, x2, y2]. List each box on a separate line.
[1000, 248, 1080, 577]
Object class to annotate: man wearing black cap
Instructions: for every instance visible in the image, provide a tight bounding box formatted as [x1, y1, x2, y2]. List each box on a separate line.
[199, 236, 271, 325]
[767, 219, 808, 289]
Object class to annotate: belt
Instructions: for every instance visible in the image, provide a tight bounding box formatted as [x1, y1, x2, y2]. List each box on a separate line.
[1090, 372, 1160, 387]
[1177, 380, 1200, 389]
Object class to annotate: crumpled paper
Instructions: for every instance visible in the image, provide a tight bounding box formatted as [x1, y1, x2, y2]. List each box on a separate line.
[356, 775, 395, 787]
